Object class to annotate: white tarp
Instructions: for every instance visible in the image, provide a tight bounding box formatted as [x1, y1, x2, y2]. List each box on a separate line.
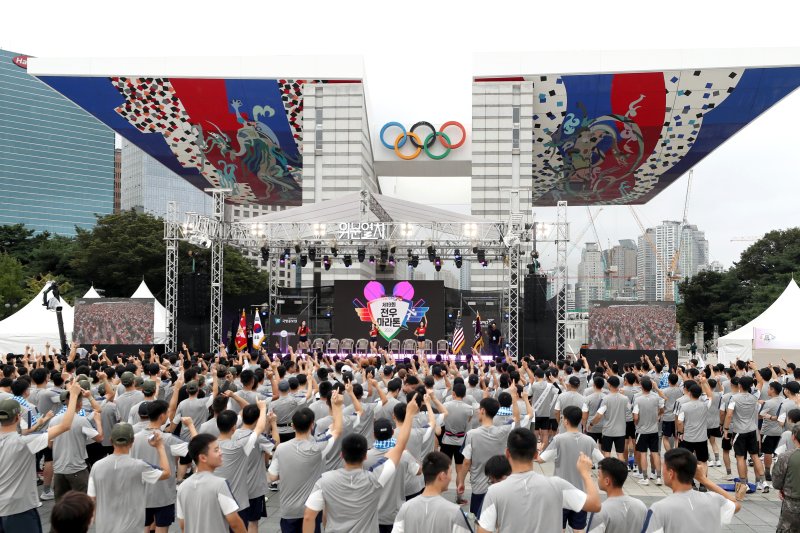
[82, 286, 102, 299]
[0, 285, 74, 354]
[718, 279, 800, 364]
[130, 280, 166, 344]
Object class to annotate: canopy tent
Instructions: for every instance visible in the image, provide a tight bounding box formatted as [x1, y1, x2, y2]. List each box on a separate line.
[0, 286, 74, 354]
[130, 281, 167, 344]
[82, 286, 102, 298]
[718, 279, 800, 364]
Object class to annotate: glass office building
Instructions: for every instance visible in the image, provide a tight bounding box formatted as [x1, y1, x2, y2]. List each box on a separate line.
[0, 49, 114, 235]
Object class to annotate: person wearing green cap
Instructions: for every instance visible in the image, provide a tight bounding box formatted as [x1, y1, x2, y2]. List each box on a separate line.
[128, 380, 158, 426]
[116, 371, 145, 422]
[87, 423, 170, 533]
[0, 381, 83, 532]
[168, 371, 218, 482]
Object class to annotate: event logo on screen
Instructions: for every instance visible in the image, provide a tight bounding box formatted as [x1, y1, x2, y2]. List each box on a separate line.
[353, 281, 429, 341]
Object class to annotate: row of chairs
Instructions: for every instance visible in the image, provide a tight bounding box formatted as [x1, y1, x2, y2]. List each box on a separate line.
[304, 338, 449, 355]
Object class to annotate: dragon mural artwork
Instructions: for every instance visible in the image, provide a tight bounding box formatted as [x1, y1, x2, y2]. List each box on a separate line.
[34, 75, 360, 206]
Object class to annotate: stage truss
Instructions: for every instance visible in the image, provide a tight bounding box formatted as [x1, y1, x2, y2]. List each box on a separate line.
[164, 191, 569, 358]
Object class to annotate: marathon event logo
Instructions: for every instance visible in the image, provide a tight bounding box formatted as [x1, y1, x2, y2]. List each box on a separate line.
[353, 281, 428, 341]
[11, 55, 29, 69]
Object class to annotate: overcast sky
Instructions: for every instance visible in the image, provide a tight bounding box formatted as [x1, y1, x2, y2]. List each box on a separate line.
[3, 0, 799, 274]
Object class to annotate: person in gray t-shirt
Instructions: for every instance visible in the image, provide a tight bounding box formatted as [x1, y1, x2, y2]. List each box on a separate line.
[632, 378, 664, 485]
[590, 376, 628, 460]
[87, 423, 169, 533]
[588, 457, 648, 533]
[723, 375, 766, 490]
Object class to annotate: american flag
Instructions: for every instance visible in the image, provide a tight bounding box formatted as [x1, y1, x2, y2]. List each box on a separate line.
[452, 323, 465, 354]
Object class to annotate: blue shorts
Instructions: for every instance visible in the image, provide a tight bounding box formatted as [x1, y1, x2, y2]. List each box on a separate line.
[145, 504, 175, 528]
[563, 509, 588, 530]
[0, 508, 43, 533]
[239, 496, 268, 523]
[470, 492, 486, 518]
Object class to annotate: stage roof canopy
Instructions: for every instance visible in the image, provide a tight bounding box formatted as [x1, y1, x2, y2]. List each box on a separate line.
[474, 48, 800, 205]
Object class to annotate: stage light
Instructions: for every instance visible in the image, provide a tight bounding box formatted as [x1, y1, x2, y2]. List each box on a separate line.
[331, 246, 338, 257]
[290, 259, 297, 267]
[390, 246, 396, 254]
[407, 249, 413, 260]
[472, 246, 479, 254]
[476, 249, 486, 265]
[357, 248, 366, 263]
[309, 247, 317, 261]
[434, 257, 442, 272]
[300, 255, 308, 267]
[369, 255, 375, 264]
[283, 248, 291, 260]
[410, 255, 419, 268]
[323, 256, 331, 271]
[454, 249, 462, 269]
[260, 246, 269, 262]
[448, 311, 454, 319]
[427, 245, 436, 262]
[379, 248, 388, 262]
[294, 244, 301, 254]
[343, 254, 352, 268]
[388, 255, 395, 267]
[279, 256, 286, 267]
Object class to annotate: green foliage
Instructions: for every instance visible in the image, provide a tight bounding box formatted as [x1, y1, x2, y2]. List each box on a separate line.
[678, 228, 800, 339]
[0, 254, 26, 319]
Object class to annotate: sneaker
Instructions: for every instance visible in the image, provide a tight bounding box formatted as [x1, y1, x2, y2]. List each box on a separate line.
[269, 481, 279, 492]
[756, 481, 765, 492]
[762, 485, 770, 494]
[698, 485, 708, 493]
[656, 477, 663, 486]
[637, 479, 650, 486]
[632, 472, 644, 479]
[714, 460, 722, 467]
[39, 489, 54, 501]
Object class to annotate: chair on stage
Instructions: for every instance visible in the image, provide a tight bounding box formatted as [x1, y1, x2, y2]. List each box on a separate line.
[311, 338, 325, 352]
[402, 339, 417, 356]
[326, 338, 340, 354]
[436, 340, 448, 354]
[388, 339, 401, 354]
[355, 338, 369, 354]
[340, 338, 354, 355]
[424, 339, 433, 355]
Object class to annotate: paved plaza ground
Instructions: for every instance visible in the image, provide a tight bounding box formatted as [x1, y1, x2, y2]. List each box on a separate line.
[37, 456, 782, 532]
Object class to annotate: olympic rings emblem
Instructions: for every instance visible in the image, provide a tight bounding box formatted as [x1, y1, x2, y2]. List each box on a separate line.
[379, 121, 466, 160]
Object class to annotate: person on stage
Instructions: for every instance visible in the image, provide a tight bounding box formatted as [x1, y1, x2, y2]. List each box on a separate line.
[369, 320, 380, 354]
[415, 317, 428, 355]
[296, 320, 310, 352]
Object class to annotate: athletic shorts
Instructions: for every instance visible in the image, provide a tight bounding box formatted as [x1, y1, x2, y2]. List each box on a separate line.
[601, 435, 626, 454]
[563, 509, 588, 530]
[587, 432, 602, 443]
[239, 496, 268, 523]
[679, 439, 710, 463]
[662, 421, 676, 438]
[280, 514, 321, 533]
[625, 421, 636, 439]
[722, 433, 735, 451]
[0, 508, 42, 533]
[733, 430, 759, 457]
[417, 337, 426, 342]
[405, 488, 423, 501]
[440, 443, 465, 464]
[298, 336, 308, 343]
[470, 492, 486, 518]
[145, 504, 175, 528]
[635, 433, 660, 453]
[369, 336, 378, 343]
[179, 453, 193, 465]
[762, 435, 782, 455]
[707, 427, 722, 439]
[548, 419, 559, 432]
[534, 417, 550, 430]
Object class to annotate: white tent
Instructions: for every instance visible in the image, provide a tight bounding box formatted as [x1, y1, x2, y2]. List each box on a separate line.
[131, 280, 167, 344]
[82, 286, 102, 298]
[718, 279, 800, 364]
[0, 285, 74, 354]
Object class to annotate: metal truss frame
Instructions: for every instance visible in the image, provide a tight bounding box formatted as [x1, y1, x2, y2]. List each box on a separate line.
[208, 189, 229, 353]
[164, 201, 179, 353]
[555, 201, 569, 359]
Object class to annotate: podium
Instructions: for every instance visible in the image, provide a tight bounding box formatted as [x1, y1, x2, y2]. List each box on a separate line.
[271, 330, 296, 353]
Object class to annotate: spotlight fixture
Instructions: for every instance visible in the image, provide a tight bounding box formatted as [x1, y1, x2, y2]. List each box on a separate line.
[368, 255, 375, 264]
[427, 245, 436, 262]
[323, 255, 331, 271]
[379, 248, 388, 263]
[472, 246, 479, 254]
[476, 249, 486, 265]
[388, 255, 395, 267]
[454, 249, 462, 269]
[300, 255, 308, 267]
[294, 244, 301, 254]
[260, 246, 269, 262]
[343, 254, 352, 268]
[434, 257, 442, 272]
[308, 247, 317, 262]
[410, 255, 419, 268]
[283, 248, 291, 260]
[279, 256, 286, 267]
[389, 246, 396, 254]
[290, 259, 297, 267]
[357, 248, 366, 263]
[331, 246, 338, 257]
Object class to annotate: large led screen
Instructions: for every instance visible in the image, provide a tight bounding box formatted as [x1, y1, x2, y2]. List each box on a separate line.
[74, 298, 154, 345]
[588, 301, 676, 351]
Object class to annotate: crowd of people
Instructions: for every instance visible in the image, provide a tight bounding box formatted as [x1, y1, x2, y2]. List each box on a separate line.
[73, 301, 154, 345]
[0, 341, 798, 532]
[588, 304, 677, 351]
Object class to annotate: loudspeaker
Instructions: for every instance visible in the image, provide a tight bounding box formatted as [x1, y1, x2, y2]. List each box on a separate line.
[524, 273, 547, 319]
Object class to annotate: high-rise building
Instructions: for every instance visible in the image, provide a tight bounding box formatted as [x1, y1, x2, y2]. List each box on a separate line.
[0, 50, 115, 235]
[576, 243, 604, 310]
[703, 260, 725, 273]
[604, 239, 638, 299]
[113, 148, 122, 213]
[637, 221, 709, 301]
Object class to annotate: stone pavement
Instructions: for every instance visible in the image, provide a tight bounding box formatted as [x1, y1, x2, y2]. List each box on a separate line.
[37, 456, 782, 532]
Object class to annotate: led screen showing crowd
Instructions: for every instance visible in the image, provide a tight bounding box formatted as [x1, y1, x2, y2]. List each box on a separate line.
[74, 298, 154, 344]
[588, 301, 676, 350]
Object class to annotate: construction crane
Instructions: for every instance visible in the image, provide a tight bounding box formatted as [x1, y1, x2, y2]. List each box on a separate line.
[731, 236, 759, 242]
[566, 208, 604, 258]
[586, 205, 611, 299]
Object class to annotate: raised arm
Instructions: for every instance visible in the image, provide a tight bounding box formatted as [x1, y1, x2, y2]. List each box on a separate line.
[386, 393, 419, 465]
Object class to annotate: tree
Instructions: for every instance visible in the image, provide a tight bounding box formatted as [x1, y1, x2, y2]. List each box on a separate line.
[0, 224, 50, 266]
[0, 253, 26, 319]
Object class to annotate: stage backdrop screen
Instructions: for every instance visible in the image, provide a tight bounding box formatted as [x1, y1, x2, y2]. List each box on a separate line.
[333, 280, 444, 345]
[588, 301, 676, 351]
[74, 298, 154, 345]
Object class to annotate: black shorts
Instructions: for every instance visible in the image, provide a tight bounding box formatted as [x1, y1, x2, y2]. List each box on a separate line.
[281, 514, 321, 533]
[635, 433, 660, 453]
[601, 435, 626, 454]
[662, 421, 676, 438]
[625, 421, 636, 439]
[563, 509, 588, 530]
[440, 443, 465, 465]
[733, 430, 759, 457]
[549, 419, 559, 431]
[417, 336, 426, 342]
[722, 433, 735, 451]
[179, 453, 193, 465]
[146, 504, 176, 528]
[298, 336, 308, 343]
[405, 488, 423, 501]
[707, 427, 722, 439]
[239, 496, 268, 523]
[534, 417, 550, 430]
[369, 336, 378, 343]
[35, 446, 53, 467]
[679, 439, 710, 463]
[762, 435, 781, 455]
[470, 492, 486, 518]
[587, 432, 602, 443]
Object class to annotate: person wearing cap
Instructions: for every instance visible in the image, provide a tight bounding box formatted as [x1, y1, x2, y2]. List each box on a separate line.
[115, 371, 145, 422]
[0, 381, 83, 532]
[87, 423, 170, 533]
[50, 383, 104, 500]
[167, 373, 218, 482]
[553, 375, 589, 434]
[363, 402, 424, 532]
[269, 365, 311, 443]
[128, 379, 158, 425]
